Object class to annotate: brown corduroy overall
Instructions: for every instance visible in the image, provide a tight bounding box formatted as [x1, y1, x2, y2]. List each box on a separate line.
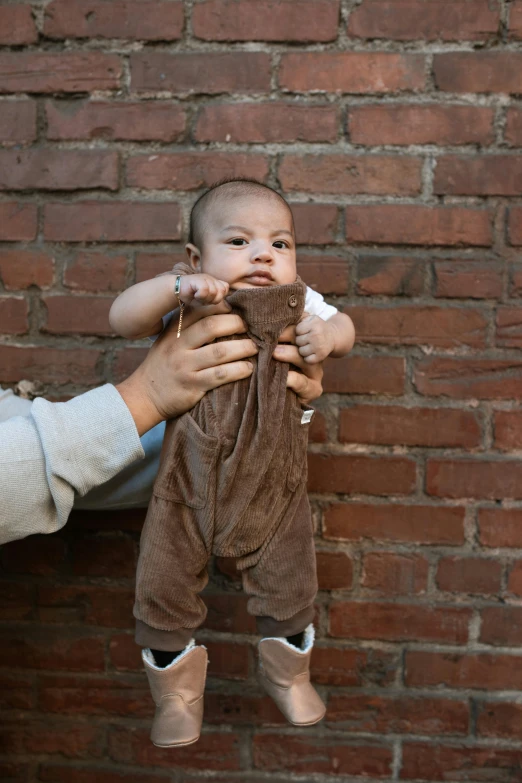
[134, 271, 318, 651]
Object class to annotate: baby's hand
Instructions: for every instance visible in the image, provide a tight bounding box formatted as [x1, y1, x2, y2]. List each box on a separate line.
[179, 274, 229, 305]
[295, 313, 335, 364]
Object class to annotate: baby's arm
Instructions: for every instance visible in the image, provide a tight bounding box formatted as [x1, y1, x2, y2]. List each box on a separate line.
[295, 311, 355, 364]
[109, 274, 229, 339]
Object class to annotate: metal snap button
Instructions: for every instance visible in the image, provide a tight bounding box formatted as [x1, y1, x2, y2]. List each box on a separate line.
[288, 295, 297, 307]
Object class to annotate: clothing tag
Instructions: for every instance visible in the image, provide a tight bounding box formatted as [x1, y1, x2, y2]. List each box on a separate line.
[301, 409, 314, 425]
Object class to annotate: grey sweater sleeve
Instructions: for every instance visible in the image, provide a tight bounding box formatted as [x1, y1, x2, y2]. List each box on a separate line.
[0, 384, 144, 545]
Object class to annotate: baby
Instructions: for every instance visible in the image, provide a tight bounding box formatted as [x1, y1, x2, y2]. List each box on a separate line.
[110, 179, 355, 748]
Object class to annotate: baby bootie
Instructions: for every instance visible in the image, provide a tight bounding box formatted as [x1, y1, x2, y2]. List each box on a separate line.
[142, 641, 207, 747]
[257, 624, 326, 726]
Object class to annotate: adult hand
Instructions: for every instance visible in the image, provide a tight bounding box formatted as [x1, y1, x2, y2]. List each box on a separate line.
[117, 301, 257, 435]
[273, 340, 324, 406]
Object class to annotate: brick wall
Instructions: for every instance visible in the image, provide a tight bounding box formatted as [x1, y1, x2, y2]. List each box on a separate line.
[2, 1, 522, 781]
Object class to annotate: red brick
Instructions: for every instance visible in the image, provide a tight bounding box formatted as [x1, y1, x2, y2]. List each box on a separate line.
[71, 508, 147, 533]
[340, 404, 480, 448]
[0, 250, 54, 290]
[0, 674, 34, 710]
[327, 694, 468, 735]
[437, 557, 502, 595]
[434, 261, 503, 299]
[253, 734, 392, 777]
[39, 766, 166, 783]
[37, 585, 134, 628]
[348, 0, 499, 41]
[298, 254, 349, 295]
[44, 202, 181, 242]
[292, 203, 339, 244]
[349, 104, 494, 146]
[496, 307, 522, 348]
[479, 508, 522, 548]
[127, 152, 269, 190]
[0, 628, 105, 672]
[135, 252, 185, 283]
[64, 252, 127, 292]
[279, 154, 421, 195]
[510, 207, 522, 245]
[316, 551, 353, 590]
[481, 606, 522, 646]
[435, 155, 522, 196]
[71, 535, 137, 578]
[434, 52, 522, 94]
[43, 295, 114, 336]
[1, 718, 105, 759]
[510, 1, 522, 38]
[0, 582, 33, 621]
[44, 0, 183, 40]
[195, 102, 339, 143]
[0, 297, 28, 335]
[312, 646, 398, 687]
[506, 107, 522, 145]
[346, 205, 492, 247]
[109, 633, 141, 672]
[193, 0, 340, 42]
[0, 5, 37, 44]
[401, 743, 522, 781]
[330, 602, 470, 643]
[309, 410, 327, 443]
[205, 692, 285, 725]
[0, 53, 121, 94]
[131, 52, 270, 94]
[205, 641, 250, 680]
[0, 150, 118, 191]
[0, 202, 37, 241]
[323, 355, 406, 395]
[323, 503, 465, 545]
[508, 561, 522, 596]
[427, 458, 522, 500]
[494, 411, 522, 450]
[205, 593, 257, 633]
[478, 701, 522, 739]
[38, 674, 151, 718]
[0, 345, 103, 386]
[350, 304, 487, 348]
[108, 726, 241, 770]
[280, 52, 425, 93]
[362, 552, 429, 595]
[46, 100, 186, 142]
[0, 763, 27, 782]
[510, 264, 522, 296]
[357, 256, 425, 296]
[308, 453, 416, 496]
[406, 650, 522, 690]
[0, 101, 37, 145]
[414, 357, 522, 400]
[1, 536, 66, 577]
[113, 347, 148, 383]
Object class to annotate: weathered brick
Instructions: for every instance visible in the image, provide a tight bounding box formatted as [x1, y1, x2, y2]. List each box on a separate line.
[510, 264, 522, 296]
[44, 202, 181, 242]
[195, 101, 339, 143]
[477, 701, 522, 739]
[348, 0, 499, 41]
[362, 552, 429, 594]
[434, 52, 522, 94]
[131, 52, 270, 94]
[327, 694, 468, 734]
[427, 458, 522, 500]
[0, 5, 37, 44]
[0, 150, 118, 191]
[0, 101, 37, 145]
[193, 0, 339, 41]
[494, 410, 522, 450]
[0, 296, 28, 335]
[316, 550, 353, 590]
[38, 674, 152, 717]
[135, 252, 185, 283]
[1, 536, 66, 577]
[44, 0, 183, 40]
[510, 0, 522, 39]
[291, 204, 338, 245]
[312, 646, 398, 687]
[349, 104, 494, 145]
[113, 347, 148, 383]
[0, 202, 37, 241]
[1, 718, 105, 759]
[0, 250, 54, 290]
[323, 503, 465, 545]
[39, 765, 166, 783]
[406, 650, 522, 689]
[480, 606, 522, 646]
[0, 628, 105, 672]
[435, 155, 522, 196]
[436, 557, 502, 595]
[253, 734, 392, 776]
[0, 345, 103, 386]
[205, 692, 285, 725]
[506, 107, 522, 145]
[508, 561, 522, 596]
[339, 404, 481, 447]
[323, 355, 406, 395]
[346, 205, 493, 246]
[496, 307, 522, 348]
[64, 252, 127, 292]
[357, 256, 425, 296]
[127, 152, 269, 190]
[330, 601, 470, 643]
[479, 508, 522, 547]
[70, 535, 137, 577]
[46, 100, 186, 142]
[401, 743, 522, 781]
[43, 295, 114, 336]
[298, 254, 349, 295]
[109, 633, 141, 671]
[434, 261, 503, 299]
[279, 154, 422, 195]
[415, 357, 522, 400]
[308, 453, 416, 495]
[0, 673, 34, 710]
[0, 53, 121, 93]
[509, 207, 522, 245]
[0, 582, 33, 622]
[37, 584, 134, 627]
[205, 593, 257, 633]
[280, 52, 425, 93]
[0, 762, 28, 782]
[205, 641, 250, 680]
[349, 305, 487, 348]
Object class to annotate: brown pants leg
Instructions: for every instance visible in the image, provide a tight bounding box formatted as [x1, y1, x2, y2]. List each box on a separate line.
[237, 485, 318, 638]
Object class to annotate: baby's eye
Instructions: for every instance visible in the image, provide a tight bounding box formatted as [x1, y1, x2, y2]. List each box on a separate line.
[273, 240, 289, 249]
[229, 238, 247, 246]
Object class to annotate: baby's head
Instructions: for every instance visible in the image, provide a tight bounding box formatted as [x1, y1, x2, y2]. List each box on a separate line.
[186, 179, 297, 289]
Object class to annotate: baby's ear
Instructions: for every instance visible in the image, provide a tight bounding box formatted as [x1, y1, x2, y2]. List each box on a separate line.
[185, 243, 201, 271]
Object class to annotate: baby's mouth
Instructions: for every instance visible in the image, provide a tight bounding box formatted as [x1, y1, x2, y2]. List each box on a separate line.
[244, 270, 275, 286]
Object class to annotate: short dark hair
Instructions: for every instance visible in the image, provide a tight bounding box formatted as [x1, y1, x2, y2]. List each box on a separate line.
[188, 178, 294, 247]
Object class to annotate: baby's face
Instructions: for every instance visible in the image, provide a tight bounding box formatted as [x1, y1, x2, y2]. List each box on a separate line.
[190, 195, 297, 289]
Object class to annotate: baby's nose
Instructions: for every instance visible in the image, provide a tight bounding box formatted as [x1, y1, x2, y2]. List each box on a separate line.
[252, 244, 274, 262]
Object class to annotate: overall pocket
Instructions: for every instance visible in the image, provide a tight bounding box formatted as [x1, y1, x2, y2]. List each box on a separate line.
[286, 404, 314, 492]
[153, 414, 219, 508]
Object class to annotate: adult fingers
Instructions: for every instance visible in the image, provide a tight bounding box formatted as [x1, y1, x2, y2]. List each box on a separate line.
[196, 360, 254, 392]
[191, 337, 258, 371]
[174, 299, 232, 330]
[287, 368, 323, 404]
[180, 312, 248, 349]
